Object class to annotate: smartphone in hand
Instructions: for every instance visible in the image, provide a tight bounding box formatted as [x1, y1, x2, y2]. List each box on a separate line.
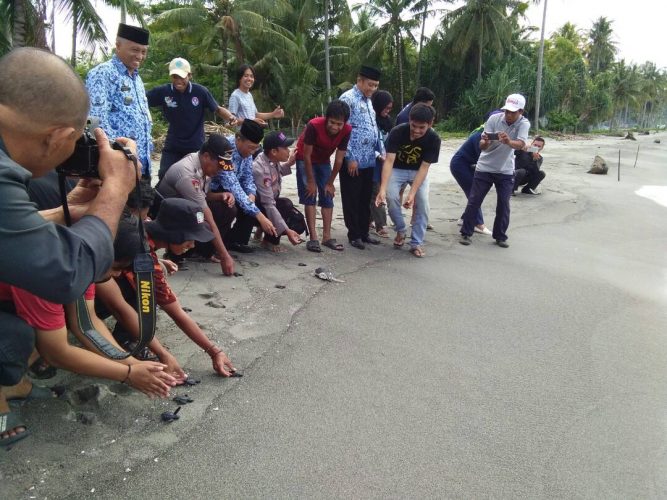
[485, 132, 499, 141]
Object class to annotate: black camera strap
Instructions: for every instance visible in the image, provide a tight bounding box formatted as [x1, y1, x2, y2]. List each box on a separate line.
[59, 144, 156, 361]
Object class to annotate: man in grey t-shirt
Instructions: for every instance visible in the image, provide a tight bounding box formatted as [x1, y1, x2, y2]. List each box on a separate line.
[459, 94, 530, 248]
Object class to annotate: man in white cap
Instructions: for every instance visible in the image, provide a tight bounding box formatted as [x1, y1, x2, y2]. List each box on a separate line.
[459, 93, 530, 248]
[87, 23, 153, 177]
[147, 57, 237, 179]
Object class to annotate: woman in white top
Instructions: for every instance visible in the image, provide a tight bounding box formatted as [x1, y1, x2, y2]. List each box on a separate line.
[228, 64, 284, 126]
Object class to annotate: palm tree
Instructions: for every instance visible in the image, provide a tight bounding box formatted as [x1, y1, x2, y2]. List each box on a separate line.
[412, 0, 449, 85]
[586, 16, 616, 76]
[153, 0, 295, 104]
[65, 0, 107, 66]
[0, 0, 49, 53]
[442, 0, 519, 81]
[352, 0, 420, 107]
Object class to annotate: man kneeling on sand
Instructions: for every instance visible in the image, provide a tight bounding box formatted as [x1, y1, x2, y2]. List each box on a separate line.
[252, 131, 304, 252]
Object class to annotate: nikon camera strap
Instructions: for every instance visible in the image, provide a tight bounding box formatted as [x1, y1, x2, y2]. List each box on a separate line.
[60, 143, 156, 360]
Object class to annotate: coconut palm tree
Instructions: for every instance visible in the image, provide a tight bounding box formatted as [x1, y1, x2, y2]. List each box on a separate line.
[153, 0, 295, 104]
[352, 0, 420, 107]
[442, 0, 520, 81]
[586, 16, 616, 76]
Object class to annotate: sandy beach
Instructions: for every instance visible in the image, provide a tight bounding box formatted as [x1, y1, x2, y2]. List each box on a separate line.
[2, 131, 666, 499]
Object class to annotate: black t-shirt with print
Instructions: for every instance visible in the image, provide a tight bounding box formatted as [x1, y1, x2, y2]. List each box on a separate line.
[385, 123, 441, 170]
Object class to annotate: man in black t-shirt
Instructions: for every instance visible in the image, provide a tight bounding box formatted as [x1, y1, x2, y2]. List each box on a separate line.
[375, 103, 440, 257]
[513, 136, 546, 195]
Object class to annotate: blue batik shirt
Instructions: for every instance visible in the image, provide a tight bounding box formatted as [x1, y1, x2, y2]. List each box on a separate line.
[86, 55, 153, 175]
[339, 85, 384, 169]
[208, 136, 259, 216]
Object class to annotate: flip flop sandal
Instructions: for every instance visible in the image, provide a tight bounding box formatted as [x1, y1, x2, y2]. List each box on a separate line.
[306, 240, 322, 253]
[0, 410, 31, 448]
[29, 357, 57, 380]
[393, 233, 406, 248]
[173, 395, 194, 404]
[410, 246, 425, 258]
[322, 239, 344, 251]
[375, 227, 390, 238]
[7, 383, 58, 403]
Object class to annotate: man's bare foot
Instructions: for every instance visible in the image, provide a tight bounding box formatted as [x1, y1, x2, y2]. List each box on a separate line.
[261, 240, 286, 253]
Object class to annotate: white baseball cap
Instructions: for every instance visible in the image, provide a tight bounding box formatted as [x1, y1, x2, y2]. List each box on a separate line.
[169, 57, 191, 78]
[501, 93, 526, 112]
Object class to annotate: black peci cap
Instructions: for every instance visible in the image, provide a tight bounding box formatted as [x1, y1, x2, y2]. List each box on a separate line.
[117, 23, 149, 45]
[359, 65, 381, 81]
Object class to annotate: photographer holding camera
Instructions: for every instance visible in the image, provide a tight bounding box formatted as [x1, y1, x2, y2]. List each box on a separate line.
[0, 48, 145, 443]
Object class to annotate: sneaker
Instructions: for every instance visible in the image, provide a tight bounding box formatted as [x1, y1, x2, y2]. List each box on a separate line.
[521, 187, 540, 195]
[495, 239, 509, 248]
[474, 226, 492, 236]
[459, 235, 472, 246]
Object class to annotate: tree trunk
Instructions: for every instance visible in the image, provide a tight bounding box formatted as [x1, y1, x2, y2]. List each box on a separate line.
[416, 4, 427, 85]
[71, 18, 77, 67]
[120, 2, 127, 24]
[50, 0, 56, 51]
[324, 0, 331, 101]
[534, 0, 548, 133]
[395, 30, 404, 108]
[12, 0, 28, 47]
[222, 35, 229, 105]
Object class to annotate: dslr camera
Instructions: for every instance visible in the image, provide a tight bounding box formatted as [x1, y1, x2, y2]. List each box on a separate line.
[57, 117, 124, 178]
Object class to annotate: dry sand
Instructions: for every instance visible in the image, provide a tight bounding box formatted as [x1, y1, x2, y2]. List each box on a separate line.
[1, 131, 665, 498]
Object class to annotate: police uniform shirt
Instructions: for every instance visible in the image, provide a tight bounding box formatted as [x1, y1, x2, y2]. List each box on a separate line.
[146, 82, 219, 153]
[157, 152, 207, 210]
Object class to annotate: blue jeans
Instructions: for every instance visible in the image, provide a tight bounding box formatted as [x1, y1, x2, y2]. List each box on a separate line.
[450, 158, 484, 226]
[386, 168, 429, 248]
[461, 171, 513, 241]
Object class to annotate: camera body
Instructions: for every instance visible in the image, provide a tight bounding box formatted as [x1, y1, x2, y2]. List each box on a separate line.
[56, 117, 123, 178]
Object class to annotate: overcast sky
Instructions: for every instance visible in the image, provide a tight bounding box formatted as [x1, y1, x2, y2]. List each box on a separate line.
[53, 0, 666, 70]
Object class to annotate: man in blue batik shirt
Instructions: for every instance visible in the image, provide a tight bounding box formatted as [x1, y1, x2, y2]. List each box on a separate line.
[86, 23, 153, 177]
[339, 65, 384, 250]
[208, 120, 277, 253]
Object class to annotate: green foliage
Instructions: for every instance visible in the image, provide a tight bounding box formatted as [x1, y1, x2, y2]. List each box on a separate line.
[545, 110, 579, 132]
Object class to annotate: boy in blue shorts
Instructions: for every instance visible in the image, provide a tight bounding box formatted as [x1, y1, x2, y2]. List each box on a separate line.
[294, 100, 351, 252]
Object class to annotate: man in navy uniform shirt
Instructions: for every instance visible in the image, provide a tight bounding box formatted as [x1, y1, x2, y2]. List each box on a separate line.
[147, 57, 236, 179]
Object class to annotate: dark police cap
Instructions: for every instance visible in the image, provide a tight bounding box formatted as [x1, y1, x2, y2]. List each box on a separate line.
[263, 131, 294, 151]
[203, 134, 233, 161]
[117, 23, 149, 45]
[359, 65, 381, 81]
[239, 119, 264, 144]
[145, 198, 214, 244]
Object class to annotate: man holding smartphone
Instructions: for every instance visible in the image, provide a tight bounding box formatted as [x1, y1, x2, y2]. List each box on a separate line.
[459, 94, 530, 248]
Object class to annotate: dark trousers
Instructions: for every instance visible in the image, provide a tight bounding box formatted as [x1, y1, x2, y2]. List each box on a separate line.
[257, 196, 295, 245]
[450, 159, 484, 226]
[339, 161, 374, 241]
[188, 199, 238, 258]
[514, 168, 546, 191]
[158, 149, 194, 180]
[225, 206, 257, 246]
[461, 171, 514, 241]
[0, 307, 35, 386]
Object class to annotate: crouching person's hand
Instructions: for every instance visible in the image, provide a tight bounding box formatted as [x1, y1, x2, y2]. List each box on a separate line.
[208, 346, 236, 377]
[159, 351, 187, 385]
[126, 361, 177, 398]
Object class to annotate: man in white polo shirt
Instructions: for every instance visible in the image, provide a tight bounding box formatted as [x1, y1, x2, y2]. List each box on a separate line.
[459, 93, 530, 248]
